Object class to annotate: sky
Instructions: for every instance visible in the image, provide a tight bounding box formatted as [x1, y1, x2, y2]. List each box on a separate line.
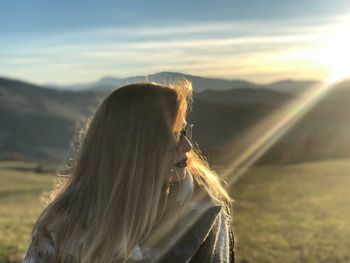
[1, 0, 350, 85]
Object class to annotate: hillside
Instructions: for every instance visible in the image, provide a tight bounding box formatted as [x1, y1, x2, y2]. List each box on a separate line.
[0, 77, 105, 162]
[1, 76, 350, 166]
[51, 71, 320, 94]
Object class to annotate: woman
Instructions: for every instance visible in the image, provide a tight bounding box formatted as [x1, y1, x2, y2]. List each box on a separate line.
[24, 81, 234, 262]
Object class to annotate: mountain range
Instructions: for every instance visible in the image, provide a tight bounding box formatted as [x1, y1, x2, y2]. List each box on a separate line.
[1, 73, 350, 167]
[48, 71, 322, 94]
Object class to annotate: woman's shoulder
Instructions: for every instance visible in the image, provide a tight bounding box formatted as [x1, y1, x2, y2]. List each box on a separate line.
[190, 205, 234, 262]
[23, 229, 56, 263]
[23, 217, 78, 263]
[156, 201, 234, 263]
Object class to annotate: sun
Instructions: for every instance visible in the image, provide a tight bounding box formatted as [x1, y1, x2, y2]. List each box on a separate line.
[317, 16, 350, 84]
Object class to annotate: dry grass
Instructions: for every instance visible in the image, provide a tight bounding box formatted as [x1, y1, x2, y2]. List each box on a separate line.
[0, 162, 55, 262]
[1, 159, 350, 262]
[230, 159, 350, 263]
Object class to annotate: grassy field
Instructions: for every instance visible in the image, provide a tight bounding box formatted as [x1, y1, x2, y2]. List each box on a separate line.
[0, 161, 55, 263]
[230, 159, 350, 263]
[0, 159, 350, 262]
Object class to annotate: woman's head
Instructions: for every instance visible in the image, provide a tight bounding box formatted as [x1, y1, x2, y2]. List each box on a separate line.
[81, 82, 189, 192]
[33, 80, 232, 262]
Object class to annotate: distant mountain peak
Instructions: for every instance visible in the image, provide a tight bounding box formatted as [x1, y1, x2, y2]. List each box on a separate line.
[269, 79, 320, 85]
[34, 72, 324, 94]
[99, 76, 121, 82]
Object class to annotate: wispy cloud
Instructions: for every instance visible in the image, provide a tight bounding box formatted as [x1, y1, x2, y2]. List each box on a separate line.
[1, 14, 349, 84]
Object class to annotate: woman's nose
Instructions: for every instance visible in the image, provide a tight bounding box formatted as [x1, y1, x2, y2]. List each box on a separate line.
[180, 136, 192, 153]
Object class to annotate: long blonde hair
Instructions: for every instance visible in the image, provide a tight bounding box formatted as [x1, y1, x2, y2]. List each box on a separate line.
[31, 81, 232, 262]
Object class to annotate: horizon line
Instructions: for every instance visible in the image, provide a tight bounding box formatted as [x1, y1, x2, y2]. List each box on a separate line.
[0, 71, 329, 88]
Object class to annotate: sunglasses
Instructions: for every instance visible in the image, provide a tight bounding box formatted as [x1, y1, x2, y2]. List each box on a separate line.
[174, 124, 194, 148]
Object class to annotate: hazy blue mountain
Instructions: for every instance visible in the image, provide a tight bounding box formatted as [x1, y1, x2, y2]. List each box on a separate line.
[49, 72, 322, 94]
[196, 87, 294, 106]
[265, 79, 322, 94]
[49, 72, 259, 92]
[0, 77, 105, 161]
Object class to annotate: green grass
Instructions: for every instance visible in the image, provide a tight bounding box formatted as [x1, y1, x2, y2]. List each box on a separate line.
[1, 159, 350, 262]
[230, 159, 350, 263]
[0, 162, 55, 263]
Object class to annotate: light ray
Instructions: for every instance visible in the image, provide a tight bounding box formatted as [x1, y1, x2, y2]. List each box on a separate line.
[147, 80, 335, 262]
[222, 82, 332, 185]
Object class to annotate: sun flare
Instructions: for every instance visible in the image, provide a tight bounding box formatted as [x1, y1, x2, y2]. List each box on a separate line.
[318, 16, 350, 84]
